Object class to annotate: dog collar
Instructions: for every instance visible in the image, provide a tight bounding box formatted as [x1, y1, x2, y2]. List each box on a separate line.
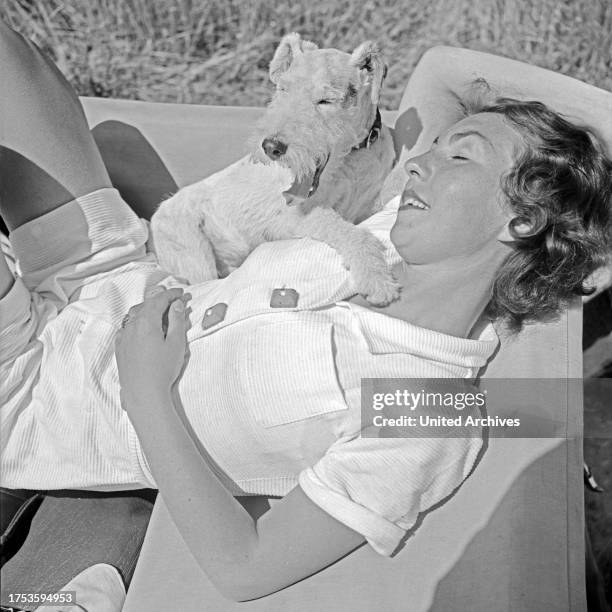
[353, 108, 382, 151]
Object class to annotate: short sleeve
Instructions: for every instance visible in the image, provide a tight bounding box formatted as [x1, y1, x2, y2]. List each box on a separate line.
[298, 431, 483, 556]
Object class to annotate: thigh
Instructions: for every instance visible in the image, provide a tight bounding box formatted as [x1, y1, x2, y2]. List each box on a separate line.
[0, 21, 111, 230]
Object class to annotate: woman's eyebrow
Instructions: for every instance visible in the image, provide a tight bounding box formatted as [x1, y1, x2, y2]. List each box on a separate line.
[449, 130, 495, 150]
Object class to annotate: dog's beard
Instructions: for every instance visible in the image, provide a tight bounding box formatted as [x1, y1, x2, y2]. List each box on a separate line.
[249, 120, 359, 206]
[282, 152, 330, 205]
[248, 143, 332, 205]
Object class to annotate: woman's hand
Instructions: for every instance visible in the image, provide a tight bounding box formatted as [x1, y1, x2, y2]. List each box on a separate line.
[115, 286, 190, 411]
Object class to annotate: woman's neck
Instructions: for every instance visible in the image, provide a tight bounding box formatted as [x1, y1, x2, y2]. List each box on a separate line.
[351, 241, 511, 338]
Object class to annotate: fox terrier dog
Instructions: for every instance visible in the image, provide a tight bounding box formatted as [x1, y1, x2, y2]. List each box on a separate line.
[150, 32, 398, 305]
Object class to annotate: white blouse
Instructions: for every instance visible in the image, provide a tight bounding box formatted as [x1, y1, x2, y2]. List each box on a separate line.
[0, 189, 498, 555]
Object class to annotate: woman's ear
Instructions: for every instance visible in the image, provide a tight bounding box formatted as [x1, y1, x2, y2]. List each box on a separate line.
[497, 219, 532, 242]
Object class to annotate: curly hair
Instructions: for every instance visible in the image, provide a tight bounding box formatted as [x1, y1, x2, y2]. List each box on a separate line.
[465, 97, 612, 331]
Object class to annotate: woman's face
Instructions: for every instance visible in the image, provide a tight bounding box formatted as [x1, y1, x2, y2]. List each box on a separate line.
[390, 113, 524, 264]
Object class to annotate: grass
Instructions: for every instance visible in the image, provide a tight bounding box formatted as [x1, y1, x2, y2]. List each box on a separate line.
[2, 0, 611, 109]
[2, 0, 611, 604]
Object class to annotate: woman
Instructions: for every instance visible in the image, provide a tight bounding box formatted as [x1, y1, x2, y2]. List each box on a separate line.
[1, 22, 610, 601]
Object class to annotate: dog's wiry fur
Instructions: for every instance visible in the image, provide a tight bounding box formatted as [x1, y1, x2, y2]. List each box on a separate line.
[151, 33, 398, 305]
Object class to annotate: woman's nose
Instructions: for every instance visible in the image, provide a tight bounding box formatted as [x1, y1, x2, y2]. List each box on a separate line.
[404, 155, 429, 179]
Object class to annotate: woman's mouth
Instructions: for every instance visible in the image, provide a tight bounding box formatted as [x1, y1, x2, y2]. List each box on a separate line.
[399, 187, 430, 211]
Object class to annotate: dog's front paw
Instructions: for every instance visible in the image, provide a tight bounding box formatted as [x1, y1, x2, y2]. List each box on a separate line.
[354, 267, 401, 306]
[363, 273, 401, 306]
[347, 237, 401, 306]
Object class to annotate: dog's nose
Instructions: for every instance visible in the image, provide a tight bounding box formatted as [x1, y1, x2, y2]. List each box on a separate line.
[262, 138, 288, 160]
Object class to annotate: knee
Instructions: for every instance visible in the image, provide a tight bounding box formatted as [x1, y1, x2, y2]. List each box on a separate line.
[0, 20, 80, 110]
[0, 21, 31, 62]
[0, 21, 42, 82]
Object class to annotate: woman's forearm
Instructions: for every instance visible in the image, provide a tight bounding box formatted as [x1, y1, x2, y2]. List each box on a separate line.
[402, 46, 612, 158]
[127, 385, 363, 601]
[126, 387, 260, 597]
[441, 46, 608, 112]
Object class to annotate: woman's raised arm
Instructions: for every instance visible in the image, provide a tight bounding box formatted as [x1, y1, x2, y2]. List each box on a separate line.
[400, 45, 612, 159]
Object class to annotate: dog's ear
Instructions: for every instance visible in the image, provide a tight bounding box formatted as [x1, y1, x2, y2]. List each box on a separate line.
[269, 33, 319, 84]
[350, 41, 387, 104]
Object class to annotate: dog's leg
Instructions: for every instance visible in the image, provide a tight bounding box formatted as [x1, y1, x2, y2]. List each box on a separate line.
[150, 191, 219, 283]
[285, 207, 400, 306]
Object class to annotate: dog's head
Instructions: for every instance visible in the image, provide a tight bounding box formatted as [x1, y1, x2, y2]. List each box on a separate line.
[250, 33, 388, 202]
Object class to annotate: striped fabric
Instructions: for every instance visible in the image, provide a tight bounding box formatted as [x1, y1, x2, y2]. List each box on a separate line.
[0, 189, 498, 554]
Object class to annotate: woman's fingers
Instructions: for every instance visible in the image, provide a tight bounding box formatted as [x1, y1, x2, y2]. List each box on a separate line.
[143, 286, 184, 313]
[118, 287, 186, 338]
[136, 287, 184, 326]
[166, 298, 189, 343]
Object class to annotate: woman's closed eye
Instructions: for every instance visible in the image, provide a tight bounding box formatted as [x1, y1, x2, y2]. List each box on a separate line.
[449, 143, 473, 161]
[432, 137, 469, 160]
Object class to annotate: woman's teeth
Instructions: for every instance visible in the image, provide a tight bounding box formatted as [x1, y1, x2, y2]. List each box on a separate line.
[403, 197, 429, 210]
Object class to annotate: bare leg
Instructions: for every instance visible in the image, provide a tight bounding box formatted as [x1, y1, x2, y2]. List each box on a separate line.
[0, 20, 112, 297]
[0, 21, 112, 227]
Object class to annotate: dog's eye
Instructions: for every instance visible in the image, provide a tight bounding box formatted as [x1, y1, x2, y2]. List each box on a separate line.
[317, 99, 333, 105]
[452, 155, 468, 160]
